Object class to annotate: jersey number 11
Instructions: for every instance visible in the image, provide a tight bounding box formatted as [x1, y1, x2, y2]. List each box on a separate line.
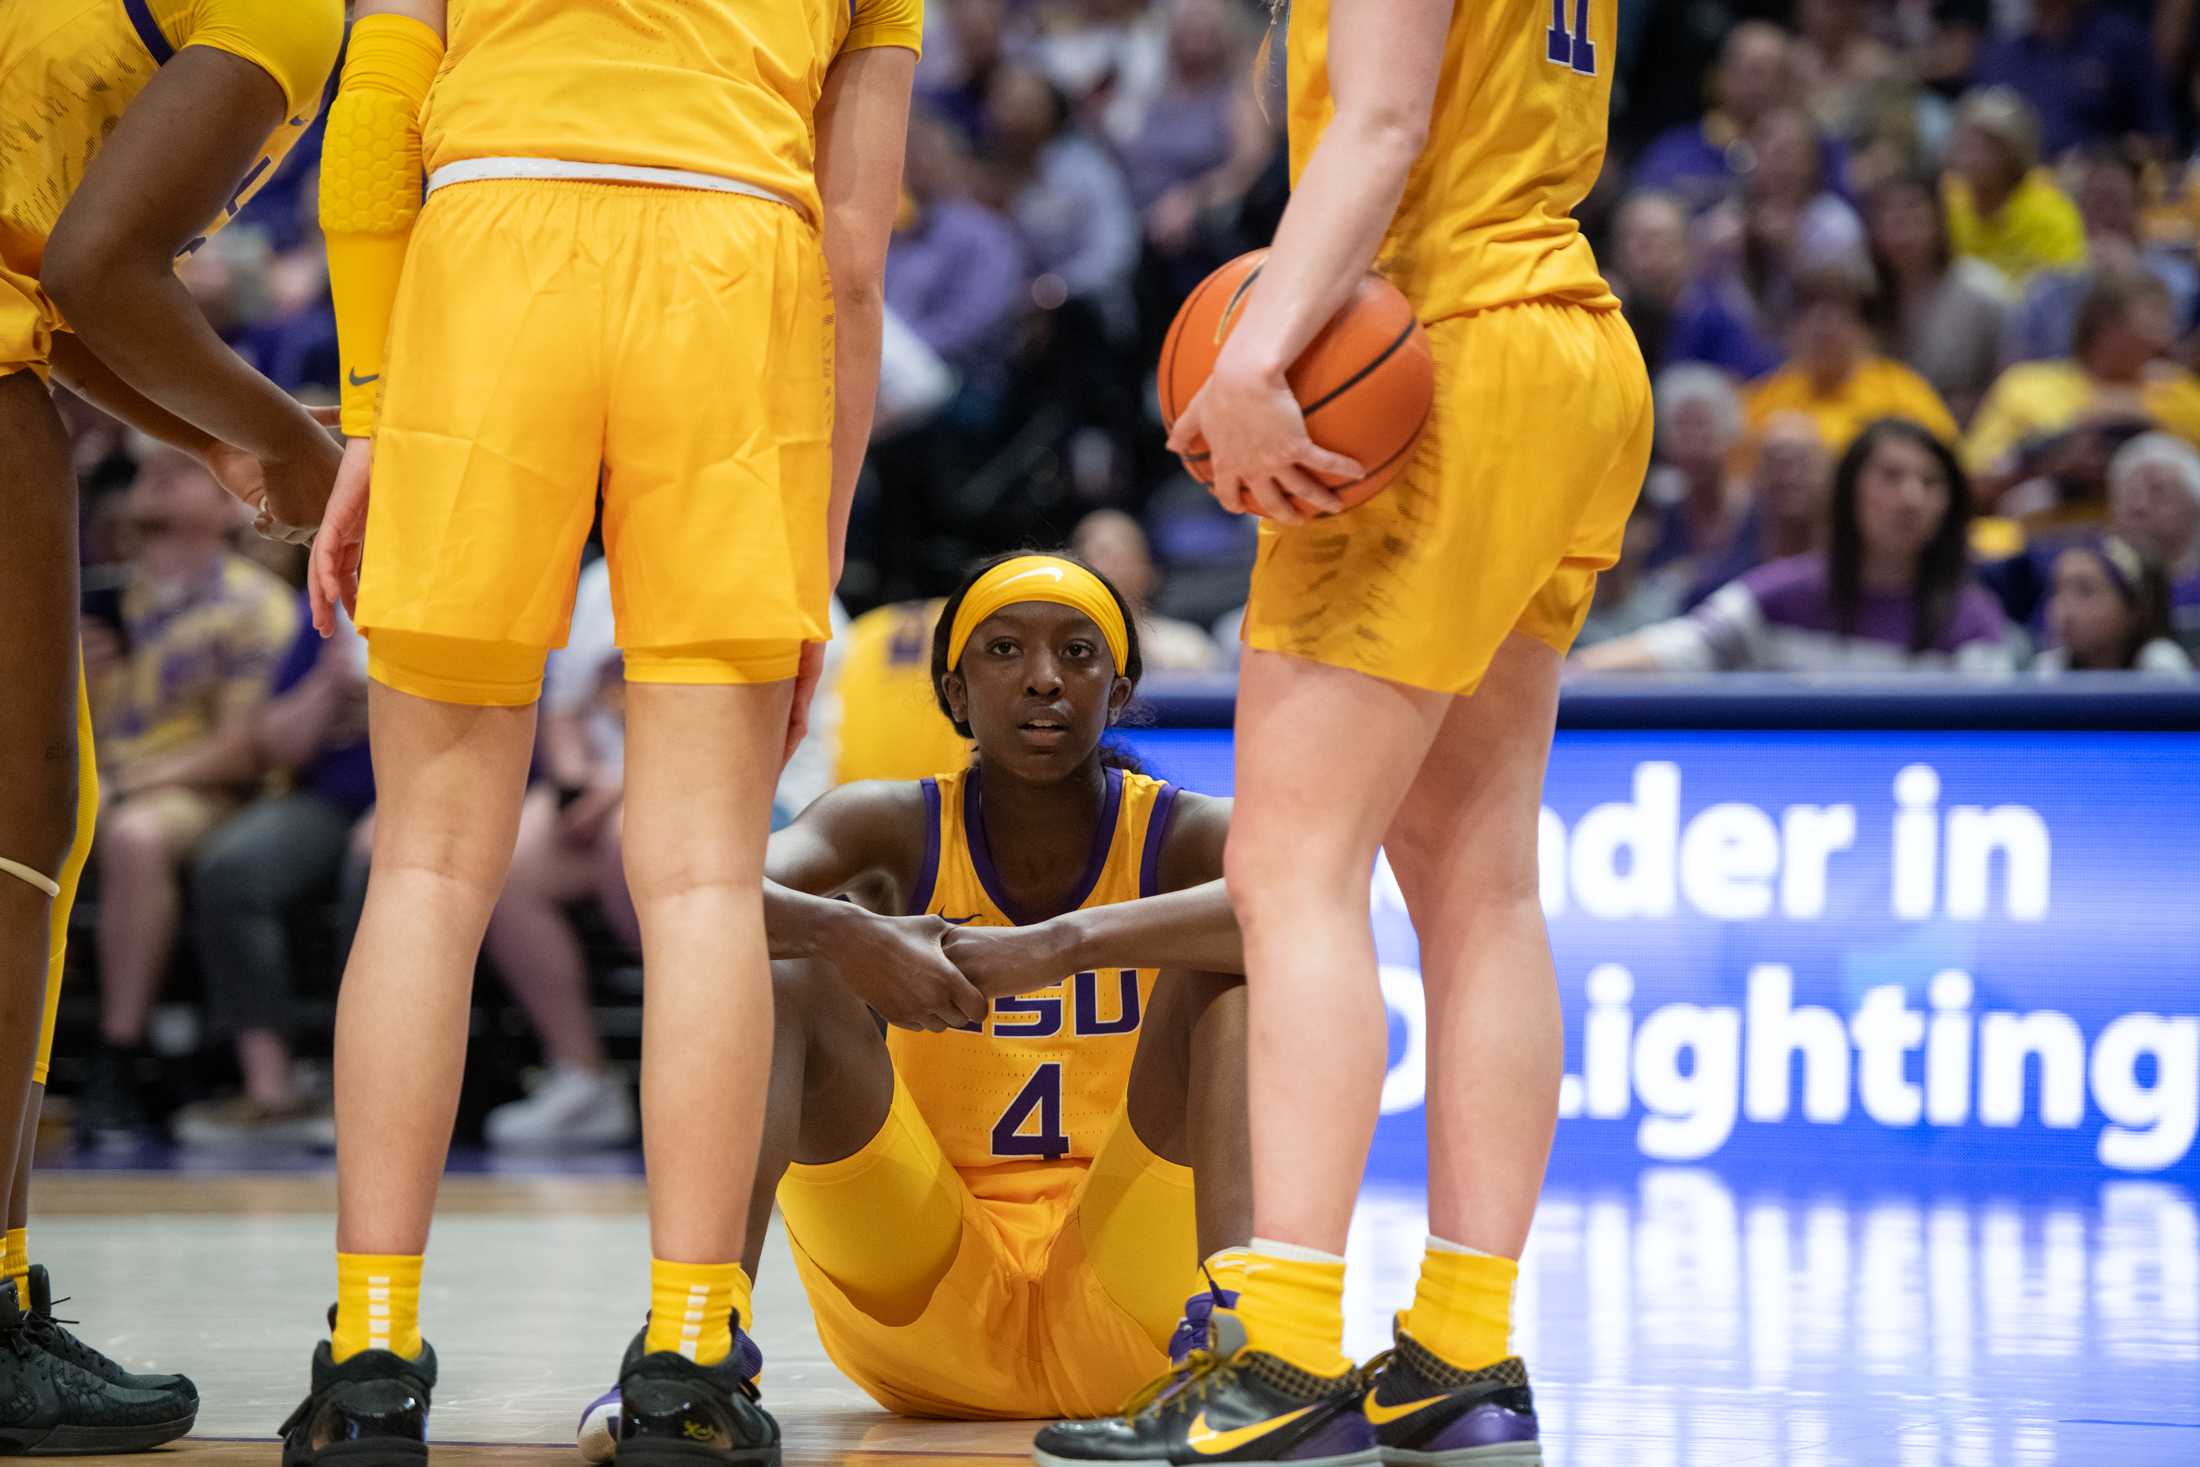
[1546, 0, 1596, 75]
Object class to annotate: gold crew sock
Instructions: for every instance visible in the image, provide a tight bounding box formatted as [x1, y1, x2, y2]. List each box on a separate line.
[1202, 1246, 1252, 1298]
[644, 1259, 751, 1366]
[332, 1253, 424, 1362]
[1228, 1238, 1351, 1377]
[1401, 1235, 1518, 1370]
[3, 1228, 27, 1302]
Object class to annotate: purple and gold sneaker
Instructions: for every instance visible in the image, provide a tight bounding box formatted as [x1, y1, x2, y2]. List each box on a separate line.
[1166, 1279, 1240, 1365]
[1033, 1310, 1376, 1467]
[577, 1326, 763, 1464]
[1360, 1329, 1539, 1466]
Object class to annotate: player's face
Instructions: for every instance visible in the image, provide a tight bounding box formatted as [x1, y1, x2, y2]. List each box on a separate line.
[950, 602, 1129, 780]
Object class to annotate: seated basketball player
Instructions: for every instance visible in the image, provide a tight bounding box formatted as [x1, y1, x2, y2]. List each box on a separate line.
[579, 552, 1253, 1455]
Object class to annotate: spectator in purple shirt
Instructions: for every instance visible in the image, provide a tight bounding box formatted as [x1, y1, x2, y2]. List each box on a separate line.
[885, 109, 1029, 382]
[1972, 0, 2173, 157]
[1577, 418, 2014, 674]
[171, 605, 374, 1147]
[1632, 23, 1798, 216]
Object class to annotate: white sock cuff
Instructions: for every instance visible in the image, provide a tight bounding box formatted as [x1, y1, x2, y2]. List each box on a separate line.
[1426, 1234, 1507, 1260]
[1249, 1236, 1347, 1267]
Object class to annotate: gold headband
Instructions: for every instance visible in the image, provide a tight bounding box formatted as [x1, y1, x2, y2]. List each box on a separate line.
[946, 556, 1131, 673]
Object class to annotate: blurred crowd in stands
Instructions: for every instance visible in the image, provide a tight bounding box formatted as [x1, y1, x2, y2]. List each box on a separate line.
[49, 0, 2200, 1152]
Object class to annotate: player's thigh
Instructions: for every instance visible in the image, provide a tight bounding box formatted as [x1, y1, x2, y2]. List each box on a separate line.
[601, 194, 833, 655]
[361, 683, 538, 894]
[618, 680, 791, 900]
[358, 182, 607, 652]
[0, 369, 81, 878]
[1384, 635, 1562, 940]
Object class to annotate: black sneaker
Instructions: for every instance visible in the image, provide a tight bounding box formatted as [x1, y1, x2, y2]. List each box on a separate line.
[75, 1046, 154, 1151]
[1360, 1327, 1540, 1465]
[0, 1279, 196, 1455]
[615, 1326, 779, 1465]
[1033, 1309, 1376, 1467]
[279, 1311, 435, 1467]
[578, 1325, 762, 1463]
[23, 1265, 196, 1401]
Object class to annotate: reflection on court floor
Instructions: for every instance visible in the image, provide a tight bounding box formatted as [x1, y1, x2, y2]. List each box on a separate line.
[33, 1162, 2200, 1465]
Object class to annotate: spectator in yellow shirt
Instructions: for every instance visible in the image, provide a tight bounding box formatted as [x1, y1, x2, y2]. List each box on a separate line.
[1745, 266, 1961, 454]
[1941, 87, 2086, 287]
[1965, 268, 2200, 507]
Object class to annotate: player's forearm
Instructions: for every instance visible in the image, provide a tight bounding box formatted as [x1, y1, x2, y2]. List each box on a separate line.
[1211, 115, 1421, 387]
[45, 261, 320, 463]
[826, 281, 884, 586]
[764, 878, 873, 962]
[45, 334, 215, 458]
[1053, 880, 1246, 975]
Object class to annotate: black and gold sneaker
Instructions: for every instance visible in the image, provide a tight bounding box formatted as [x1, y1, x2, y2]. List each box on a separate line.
[279, 1309, 435, 1466]
[1360, 1327, 1540, 1466]
[1033, 1310, 1377, 1467]
[22, 1265, 196, 1402]
[614, 1326, 780, 1465]
[0, 1279, 196, 1455]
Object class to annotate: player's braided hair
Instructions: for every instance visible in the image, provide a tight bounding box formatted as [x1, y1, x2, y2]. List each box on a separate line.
[929, 550, 1147, 773]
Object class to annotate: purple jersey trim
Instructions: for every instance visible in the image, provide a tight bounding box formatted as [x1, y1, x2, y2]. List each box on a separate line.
[963, 765, 1125, 925]
[908, 778, 943, 916]
[1138, 783, 1181, 899]
[123, 0, 175, 63]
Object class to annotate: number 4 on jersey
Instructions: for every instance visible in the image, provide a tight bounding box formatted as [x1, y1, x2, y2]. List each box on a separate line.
[1546, 0, 1596, 75]
[991, 1064, 1070, 1159]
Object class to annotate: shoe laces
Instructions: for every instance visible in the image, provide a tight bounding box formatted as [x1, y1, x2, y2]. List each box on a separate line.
[1119, 1343, 1235, 1418]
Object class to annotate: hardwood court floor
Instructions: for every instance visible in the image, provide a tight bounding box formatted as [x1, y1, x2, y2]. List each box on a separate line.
[30, 1165, 2200, 1466]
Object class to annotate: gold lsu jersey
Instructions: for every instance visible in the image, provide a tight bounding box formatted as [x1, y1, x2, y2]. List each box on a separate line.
[422, 0, 925, 224]
[0, 0, 339, 281]
[890, 766, 1179, 1178]
[831, 600, 973, 787]
[1286, 0, 1620, 321]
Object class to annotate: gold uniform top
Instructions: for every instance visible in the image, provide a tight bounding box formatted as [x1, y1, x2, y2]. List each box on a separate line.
[422, 0, 925, 223]
[1286, 0, 1619, 320]
[831, 601, 972, 787]
[0, 0, 339, 281]
[891, 766, 1179, 1179]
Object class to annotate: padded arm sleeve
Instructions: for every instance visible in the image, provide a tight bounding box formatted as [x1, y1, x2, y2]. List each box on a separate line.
[318, 13, 443, 438]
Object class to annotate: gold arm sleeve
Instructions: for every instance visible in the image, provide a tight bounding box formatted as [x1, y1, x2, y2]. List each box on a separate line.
[318, 13, 443, 438]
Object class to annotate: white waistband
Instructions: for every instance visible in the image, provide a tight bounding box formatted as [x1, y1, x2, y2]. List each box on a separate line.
[425, 157, 798, 211]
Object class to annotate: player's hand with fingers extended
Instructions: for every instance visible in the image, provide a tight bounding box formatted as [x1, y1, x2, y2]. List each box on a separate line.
[309, 438, 374, 637]
[1169, 363, 1357, 525]
[822, 910, 988, 1032]
[940, 920, 1078, 1000]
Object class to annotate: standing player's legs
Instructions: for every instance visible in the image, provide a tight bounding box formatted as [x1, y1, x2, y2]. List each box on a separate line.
[332, 686, 538, 1261]
[0, 374, 78, 1220]
[1225, 654, 1450, 1370]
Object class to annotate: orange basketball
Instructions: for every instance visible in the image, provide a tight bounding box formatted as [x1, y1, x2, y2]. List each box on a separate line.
[1158, 249, 1434, 513]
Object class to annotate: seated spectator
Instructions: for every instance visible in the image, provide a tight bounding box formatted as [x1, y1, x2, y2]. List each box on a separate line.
[78, 449, 299, 1144]
[921, 0, 1030, 145]
[1966, 267, 2200, 505]
[1684, 410, 1838, 606]
[1632, 23, 1800, 216]
[886, 110, 1029, 383]
[2033, 536, 2191, 674]
[1971, 0, 2171, 159]
[977, 63, 1140, 333]
[1727, 106, 1868, 273]
[2105, 432, 2200, 641]
[1793, 0, 1903, 148]
[479, 558, 638, 1150]
[1641, 366, 1750, 581]
[2004, 146, 2200, 365]
[1575, 418, 2013, 675]
[1069, 509, 1223, 671]
[1744, 266, 1959, 454]
[1865, 172, 2010, 422]
[172, 607, 374, 1148]
[1609, 191, 1693, 369]
[1119, 0, 1271, 257]
[1941, 88, 2085, 288]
